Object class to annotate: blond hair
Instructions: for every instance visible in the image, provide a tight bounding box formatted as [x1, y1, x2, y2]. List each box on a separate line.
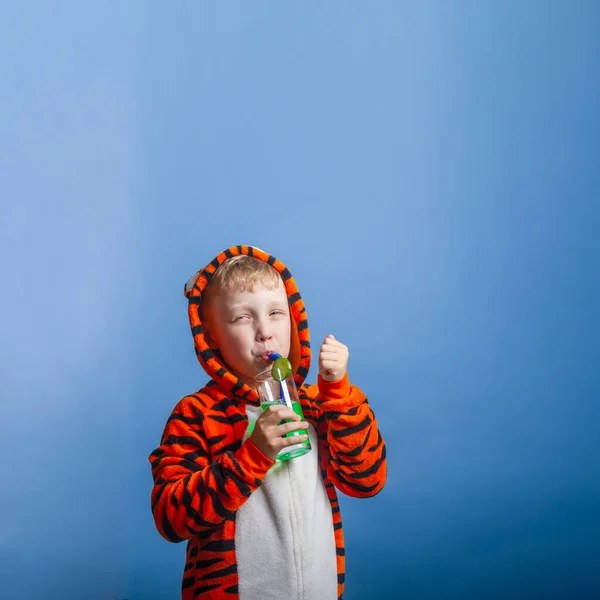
[204, 255, 282, 302]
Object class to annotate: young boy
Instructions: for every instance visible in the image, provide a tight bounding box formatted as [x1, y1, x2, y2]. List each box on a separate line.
[149, 245, 387, 600]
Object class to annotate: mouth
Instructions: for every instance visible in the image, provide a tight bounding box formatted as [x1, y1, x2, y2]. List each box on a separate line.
[258, 351, 276, 362]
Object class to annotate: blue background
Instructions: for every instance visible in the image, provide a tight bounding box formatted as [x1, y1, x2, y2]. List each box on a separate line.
[1, 2, 599, 599]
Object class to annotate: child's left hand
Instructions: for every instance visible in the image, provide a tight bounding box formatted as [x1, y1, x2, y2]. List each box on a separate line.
[318, 334, 349, 382]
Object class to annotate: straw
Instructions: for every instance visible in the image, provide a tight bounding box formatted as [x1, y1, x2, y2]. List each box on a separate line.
[267, 353, 288, 405]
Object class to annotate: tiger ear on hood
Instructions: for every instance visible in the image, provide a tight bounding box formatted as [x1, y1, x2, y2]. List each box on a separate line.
[184, 270, 201, 299]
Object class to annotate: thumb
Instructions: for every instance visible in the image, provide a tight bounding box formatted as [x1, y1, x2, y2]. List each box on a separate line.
[326, 334, 336, 341]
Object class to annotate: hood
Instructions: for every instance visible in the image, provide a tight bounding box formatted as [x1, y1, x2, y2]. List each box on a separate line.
[183, 245, 311, 405]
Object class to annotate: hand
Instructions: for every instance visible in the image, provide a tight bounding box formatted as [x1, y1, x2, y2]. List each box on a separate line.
[318, 334, 349, 382]
[249, 404, 309, 461]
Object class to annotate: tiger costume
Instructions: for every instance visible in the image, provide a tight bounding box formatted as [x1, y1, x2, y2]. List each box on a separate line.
[149, 245, 387, 599]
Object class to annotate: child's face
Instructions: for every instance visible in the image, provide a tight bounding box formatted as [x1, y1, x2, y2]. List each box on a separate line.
[205, 279, 291, 386]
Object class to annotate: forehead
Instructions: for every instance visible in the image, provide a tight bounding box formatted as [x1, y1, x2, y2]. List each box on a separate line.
[211, 279, 288, 309]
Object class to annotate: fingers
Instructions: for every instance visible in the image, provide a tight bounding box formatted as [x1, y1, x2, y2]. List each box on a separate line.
[262, 404, 299, 425]
[320, 336, 348, 352]
[319, 351, 344, 361]
[260, 405, 308, 439]
[278, 420, 309, 437]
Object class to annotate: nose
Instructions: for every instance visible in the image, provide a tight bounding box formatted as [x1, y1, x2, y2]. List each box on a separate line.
[256, 319, 273, 342]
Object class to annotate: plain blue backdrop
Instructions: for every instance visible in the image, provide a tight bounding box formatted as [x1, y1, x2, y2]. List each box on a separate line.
[1, 2, 599, 599]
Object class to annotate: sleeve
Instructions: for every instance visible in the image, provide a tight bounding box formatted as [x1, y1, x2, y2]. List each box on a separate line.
[149, 393, 275, 543]
[306, 374, 387, 498]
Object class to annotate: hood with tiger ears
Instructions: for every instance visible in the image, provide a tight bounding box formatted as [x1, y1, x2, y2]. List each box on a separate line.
[183, 245, 311, 406]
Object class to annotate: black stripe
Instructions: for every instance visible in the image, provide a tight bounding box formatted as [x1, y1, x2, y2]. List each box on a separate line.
[231, 379, 244, 394]
[151, 481, 166, 511]
[198, 563, 237, 581]
[331, 415, 372, 439]
[199, 349, 214, 362]
[206, 434, 228, 446]
[338, 573, 345, 584]
[182, 576, 194, 589]
[191, 325, 203, 337]
[324, 405, 359, 419]
[202, 539, 236, 552]
[188, 525, 215, 540]
[336, 546, 345, 556]
[212, 398, 233, 412]
[224, 584, 239, 594]
[332, 456, 364, 468]
[224, 248, 233, 259]
[212, 441, 242, 456]
[182, 483, 219, 530]
[211, 413, 246, 425]
[267, 254, 276, 265]
[335, 469, 381, 494]
[193, 583, 220, 596]
[189, 296, 202, 305]
[195, 557, 223, 570]
[215, 368, 226, 378]
[323, 410, 343, 420]
[247, 246, 254, 256]
[209, 463, 231, 499]
[336, 430, 370, 456]
[300, 340, 311, 348]
[369, 430, 382, 452]
[228, 471, 252, 498]
[288, 291, 301, 305]
[190, 396, 210, 412]
[167, 413, 204, 428]
[210, 257, 220, 269]
[297, 319, 308, 332]
[206, 487, 234, 520]
[163, 435, 201, 447]
[227, 452, 244, 476]
[181, 450, 208, 465]
[347, 451, 385, 479]
[280, 267, 291, 281]
[162, 511, 185, 543]
[297, 365, 309, 379]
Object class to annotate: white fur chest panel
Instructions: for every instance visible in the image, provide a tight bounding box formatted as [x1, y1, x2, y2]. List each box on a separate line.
[235, 404, 338, 600]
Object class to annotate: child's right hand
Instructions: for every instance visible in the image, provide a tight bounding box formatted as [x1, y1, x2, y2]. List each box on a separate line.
[249, 405, 309, 461]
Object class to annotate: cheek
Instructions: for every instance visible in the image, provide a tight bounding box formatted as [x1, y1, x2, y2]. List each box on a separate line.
[279, 319, 292, 350]
[223, 326, 254, 355]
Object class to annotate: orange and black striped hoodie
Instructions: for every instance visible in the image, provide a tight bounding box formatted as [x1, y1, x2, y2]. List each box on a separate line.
[149, 245, 387, 599]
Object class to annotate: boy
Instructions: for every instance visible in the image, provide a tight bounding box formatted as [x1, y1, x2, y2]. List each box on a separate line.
[149, 245, 387, 599]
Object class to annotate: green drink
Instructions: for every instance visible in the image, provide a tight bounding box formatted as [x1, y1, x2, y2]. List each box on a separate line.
[255, 360, 312, 461]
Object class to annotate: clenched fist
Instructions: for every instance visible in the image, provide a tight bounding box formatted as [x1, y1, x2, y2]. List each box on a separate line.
[318, 334, 349, 382]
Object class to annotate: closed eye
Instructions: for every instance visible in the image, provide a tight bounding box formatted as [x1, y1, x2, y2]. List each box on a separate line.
[233, 314, 250, 322]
